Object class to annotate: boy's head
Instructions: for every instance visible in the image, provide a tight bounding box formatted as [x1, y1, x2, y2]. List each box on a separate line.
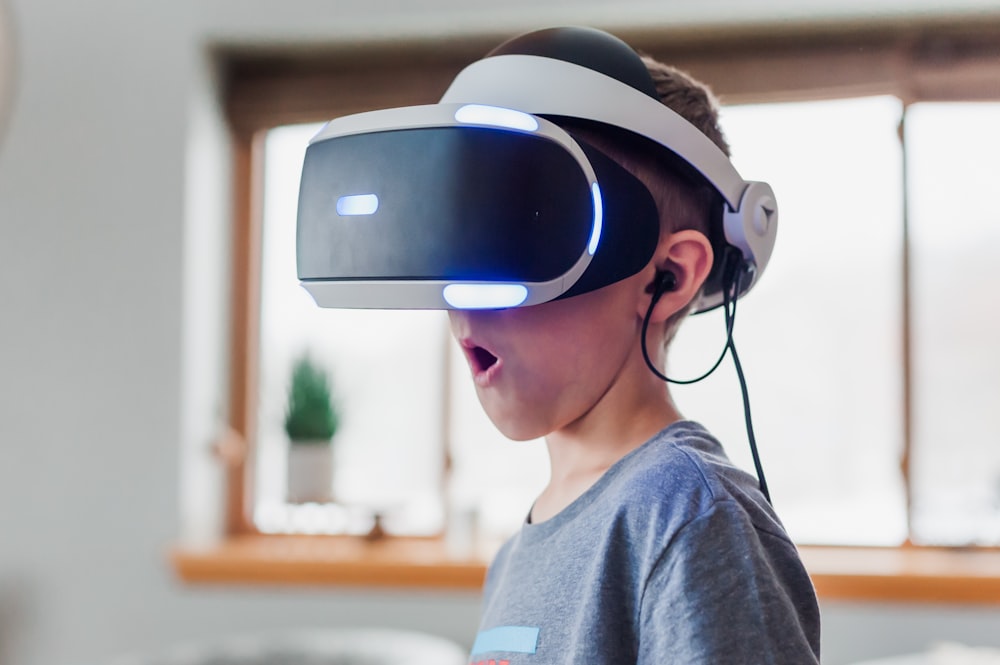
[445, 29, 744, 441]
[295, 25, 776, 441]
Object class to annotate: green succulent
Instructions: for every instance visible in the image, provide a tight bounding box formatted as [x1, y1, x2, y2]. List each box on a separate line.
[284, 354, 339, 443]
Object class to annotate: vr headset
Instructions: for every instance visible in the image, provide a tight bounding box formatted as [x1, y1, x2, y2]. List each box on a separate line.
[296, 26, 777, 313]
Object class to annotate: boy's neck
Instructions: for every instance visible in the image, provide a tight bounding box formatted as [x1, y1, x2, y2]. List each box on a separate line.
[532, 386, 682, 524]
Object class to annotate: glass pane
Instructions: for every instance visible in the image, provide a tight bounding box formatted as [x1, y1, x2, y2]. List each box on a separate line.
[908, 102, 1000, 546]
[671, 97, 907, 545]
[254, 123, 447, 536]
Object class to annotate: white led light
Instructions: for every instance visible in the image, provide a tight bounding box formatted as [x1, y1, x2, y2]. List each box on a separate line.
[454, 104, 539, 132]
[336, 193, 379, 216]
[588, 183, 603, 256]
[442, 283, 529, 309]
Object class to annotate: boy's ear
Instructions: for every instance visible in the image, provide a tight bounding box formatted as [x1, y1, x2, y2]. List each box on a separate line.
[639, 229, 714, 323]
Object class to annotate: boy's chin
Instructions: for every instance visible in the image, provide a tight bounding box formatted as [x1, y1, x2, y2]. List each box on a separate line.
[472, 383, 575, 442]
[490, 419, 546, 442]
[480, 406, 551, 442]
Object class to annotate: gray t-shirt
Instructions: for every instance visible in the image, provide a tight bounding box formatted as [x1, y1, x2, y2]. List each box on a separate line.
[469, 421, 821, 664]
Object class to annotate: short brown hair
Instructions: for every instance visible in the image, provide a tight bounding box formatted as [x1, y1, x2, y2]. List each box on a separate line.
[559, 56, 729, 345]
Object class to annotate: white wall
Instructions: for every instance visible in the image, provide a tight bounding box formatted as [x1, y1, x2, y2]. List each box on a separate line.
[3, 1, 1000, 665]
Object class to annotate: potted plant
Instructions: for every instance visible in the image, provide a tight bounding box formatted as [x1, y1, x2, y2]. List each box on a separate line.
[284, 353, 340, 503]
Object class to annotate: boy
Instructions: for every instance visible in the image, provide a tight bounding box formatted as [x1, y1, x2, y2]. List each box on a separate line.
[446, 29, 822, 663]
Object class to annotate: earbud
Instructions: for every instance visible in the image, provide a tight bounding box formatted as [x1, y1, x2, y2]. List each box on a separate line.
[650, 270, 677, 301]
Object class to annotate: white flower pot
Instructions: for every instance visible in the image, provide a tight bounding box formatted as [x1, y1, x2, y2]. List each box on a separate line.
[286, 442, 333, 503]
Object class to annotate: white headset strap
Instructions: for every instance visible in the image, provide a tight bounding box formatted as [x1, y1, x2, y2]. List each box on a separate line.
[441, 54, 746, 211]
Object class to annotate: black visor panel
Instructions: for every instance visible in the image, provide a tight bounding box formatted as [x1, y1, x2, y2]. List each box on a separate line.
[297, 126, 593, 284]
[557, 140, 659, 299]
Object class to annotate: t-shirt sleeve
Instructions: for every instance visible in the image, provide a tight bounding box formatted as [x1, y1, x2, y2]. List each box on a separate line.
[637, 499, 821, 664]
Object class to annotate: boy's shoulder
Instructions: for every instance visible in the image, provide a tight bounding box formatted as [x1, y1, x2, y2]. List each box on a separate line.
[600, 421, 780, 540]
[607, 420, 742, 500]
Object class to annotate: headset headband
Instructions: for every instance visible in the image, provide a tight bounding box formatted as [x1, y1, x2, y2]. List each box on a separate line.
[444, 55, 746, 210]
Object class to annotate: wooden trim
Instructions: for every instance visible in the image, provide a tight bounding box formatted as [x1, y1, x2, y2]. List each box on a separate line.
[802, 546, 1000, 605]
[171, 535, 490, 591]
[171, 538, 1000, 603]
[225, 129, 264, 535]
[221, 44, 487, 135]
[217, 17, 1000, 133]
[627, 17, 1000, 103]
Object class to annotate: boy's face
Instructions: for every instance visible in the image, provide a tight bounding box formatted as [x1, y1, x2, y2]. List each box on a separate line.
[448, 272, 646, 442]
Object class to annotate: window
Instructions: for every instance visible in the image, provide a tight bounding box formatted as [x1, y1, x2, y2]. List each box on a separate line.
[907, 101, 1000, 545]
[186, 19, 1000, 598]
[251, 94, 1000, 549]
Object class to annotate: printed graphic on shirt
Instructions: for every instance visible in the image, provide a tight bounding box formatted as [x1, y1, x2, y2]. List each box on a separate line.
[469, 625, 540, 663]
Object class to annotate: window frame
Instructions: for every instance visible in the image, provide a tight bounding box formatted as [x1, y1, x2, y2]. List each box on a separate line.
[173, 17, 1000, 601]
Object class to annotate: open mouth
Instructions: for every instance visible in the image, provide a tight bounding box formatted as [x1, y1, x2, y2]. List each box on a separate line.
[458, 338, 501, 383]
[469, 345, 499, 374]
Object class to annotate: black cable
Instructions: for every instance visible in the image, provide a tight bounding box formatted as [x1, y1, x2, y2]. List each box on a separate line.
[727, 330, 771, 503]
[640, 249, 739, 386]
[641, 297, 733, 385]
[640, 251, 771, 504]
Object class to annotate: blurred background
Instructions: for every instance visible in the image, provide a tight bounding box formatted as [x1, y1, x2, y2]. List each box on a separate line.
[2, 1, 1000, 665]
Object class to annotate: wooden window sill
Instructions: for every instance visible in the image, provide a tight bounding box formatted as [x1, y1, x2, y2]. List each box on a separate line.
[170, 535, 492, 591]
[171, 536, 1000, 603]
[800, 545, 1000, 604]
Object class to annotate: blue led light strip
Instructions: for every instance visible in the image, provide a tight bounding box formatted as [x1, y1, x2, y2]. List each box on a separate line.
[588, 182, 603, 255]
[336, 193, 379, 216]
[442, 284, 529, 309]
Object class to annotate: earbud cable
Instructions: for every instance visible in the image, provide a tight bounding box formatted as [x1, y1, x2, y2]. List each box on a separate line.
[727, 322, 771, 503]
[640, 254, 771, 504]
